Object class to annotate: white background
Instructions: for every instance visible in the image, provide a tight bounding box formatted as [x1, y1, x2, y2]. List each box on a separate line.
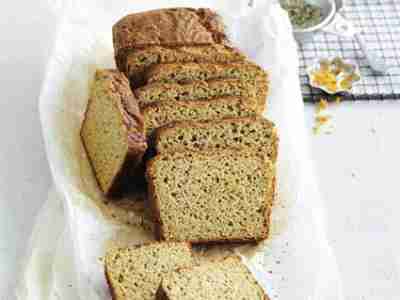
[1, 1, 399, 299]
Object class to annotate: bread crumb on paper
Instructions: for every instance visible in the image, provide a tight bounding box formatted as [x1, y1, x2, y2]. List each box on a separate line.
[315, 115, 331, 124]
[316, 98, 328, 113]
[313, 98, 334, 135]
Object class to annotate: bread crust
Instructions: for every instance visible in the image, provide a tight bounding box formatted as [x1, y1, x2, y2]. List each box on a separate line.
[104, 263, 119, 300]
[80, 69, 147, 197]
[146, 150, 273, 243]
[113, 8, 229, 73]
[146, 156, 164, 240]
[155, 284, 169, 300]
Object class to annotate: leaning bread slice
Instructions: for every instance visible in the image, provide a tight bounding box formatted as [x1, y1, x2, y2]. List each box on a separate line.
[80, 69, 147, 196]
[146, 149, 275, 243]
[157, 256, 269, 300]
[154, 117, 279, 162]
[142, 96, 259, 138]
[145, 62, 267, 84]
[105, 242, 193, 300]
[135, 79, 263, 112]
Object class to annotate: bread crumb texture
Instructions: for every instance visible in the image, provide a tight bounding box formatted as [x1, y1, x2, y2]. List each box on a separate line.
[158, 256, 269, 299]
[147, 149, 274, 242]
[105, 242, 192, 300]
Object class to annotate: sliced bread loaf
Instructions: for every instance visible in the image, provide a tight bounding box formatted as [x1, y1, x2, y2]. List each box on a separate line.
[80, 69, 147, 196]
[135, 79, 264, 112]
[145, 62, 267, 84]
[157, 256, 269, 300]
[154, 117, 278, 162]
[142, 96, 259, 138]
[113, 8, 230, 74]
[146, 149, 275, 243]
[105, 242, 193, 300]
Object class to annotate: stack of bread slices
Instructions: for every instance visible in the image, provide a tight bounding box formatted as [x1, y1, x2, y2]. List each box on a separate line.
[81, 8, 277, 299]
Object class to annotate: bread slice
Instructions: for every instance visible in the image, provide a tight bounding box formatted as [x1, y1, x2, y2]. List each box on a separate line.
[146, 149, 275, 243]
[113, 8, 230, 74]
[154, 117, 278, 162]
[135, 79, 264, 112]
[80, 69, 147, 196]
[144, 62, 269, 109]
[142, 96, 259, 138]
[105, 242, 193, 300]
[125, 45, 246, 87]
[157, 256, 269, 300]
[145, 62, 267, 84]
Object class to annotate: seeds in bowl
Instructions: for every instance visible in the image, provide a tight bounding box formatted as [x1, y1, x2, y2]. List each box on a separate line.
[280, 0, 322, 29]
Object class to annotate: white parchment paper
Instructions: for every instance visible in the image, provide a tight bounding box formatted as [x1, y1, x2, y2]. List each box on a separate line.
[17, 0, 344, 299]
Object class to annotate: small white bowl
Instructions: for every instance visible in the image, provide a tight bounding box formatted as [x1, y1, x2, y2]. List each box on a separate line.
[291, 0, 337, 43]
[307, 57, 361, 94]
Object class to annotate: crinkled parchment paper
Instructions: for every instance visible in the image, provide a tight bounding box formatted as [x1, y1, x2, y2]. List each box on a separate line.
[17, 0, 344, 299]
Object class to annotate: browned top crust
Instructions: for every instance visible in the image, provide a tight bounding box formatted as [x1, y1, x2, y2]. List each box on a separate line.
[113, 8, 228, 72]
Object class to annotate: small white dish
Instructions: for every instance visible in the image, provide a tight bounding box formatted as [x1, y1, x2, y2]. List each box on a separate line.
[290, 0, 337, 42]
[307, 57, 361, 94]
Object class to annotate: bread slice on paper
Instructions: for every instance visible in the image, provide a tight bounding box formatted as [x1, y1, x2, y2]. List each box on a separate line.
[156, 255, 270, 300]
[80, 69, 147, 196]
[105, 242, 192, 300]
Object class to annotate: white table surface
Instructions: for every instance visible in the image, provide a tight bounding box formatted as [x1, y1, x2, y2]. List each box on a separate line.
[1, 1, 400, 300]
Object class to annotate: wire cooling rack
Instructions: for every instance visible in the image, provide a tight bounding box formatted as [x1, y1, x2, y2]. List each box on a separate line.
[299, 0, 400, 102]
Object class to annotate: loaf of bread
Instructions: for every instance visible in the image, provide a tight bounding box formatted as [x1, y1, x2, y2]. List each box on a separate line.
[146, 149, 275, 243]
[142, 96, 259, 138]
[113, 8, 246, 86]
[154, 117, 278, 162]
[80, 69, 147, 196]
[105, 242, 193, 300]
[156, 256, 269, 300]
[135, 79, 264, 113]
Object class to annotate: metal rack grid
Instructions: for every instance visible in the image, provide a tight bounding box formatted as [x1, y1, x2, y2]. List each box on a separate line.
[299, 0, 400, 102]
